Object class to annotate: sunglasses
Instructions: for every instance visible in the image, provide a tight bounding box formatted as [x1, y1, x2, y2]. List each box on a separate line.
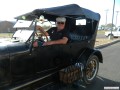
[57, 22, 65, 24]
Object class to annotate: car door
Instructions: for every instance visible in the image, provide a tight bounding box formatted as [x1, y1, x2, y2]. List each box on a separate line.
[9, 42, 36, 82]
[34, 45, 57, 73]
[34, 43, 77, 74]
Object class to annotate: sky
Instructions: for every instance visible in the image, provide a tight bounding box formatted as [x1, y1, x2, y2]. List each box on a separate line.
[0, 0, 120, 26]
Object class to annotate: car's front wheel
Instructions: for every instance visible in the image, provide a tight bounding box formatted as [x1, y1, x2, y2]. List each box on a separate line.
[83, 55, 99, 84]
[108, 34, 114, 39]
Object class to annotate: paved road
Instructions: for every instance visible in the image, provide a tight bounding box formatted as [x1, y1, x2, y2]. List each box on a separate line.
[51, 41, 120, 90]
[97, 34, 106, 39]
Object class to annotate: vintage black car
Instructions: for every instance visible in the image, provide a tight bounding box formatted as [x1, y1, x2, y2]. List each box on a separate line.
[0, 4, 103, 90]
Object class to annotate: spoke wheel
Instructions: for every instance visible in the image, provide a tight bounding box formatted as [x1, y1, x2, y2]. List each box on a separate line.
[83, 55, 99, 84]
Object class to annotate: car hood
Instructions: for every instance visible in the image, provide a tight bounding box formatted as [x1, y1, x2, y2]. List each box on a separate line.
[0, 38, 29, 54]
[0, 38, 23, 45]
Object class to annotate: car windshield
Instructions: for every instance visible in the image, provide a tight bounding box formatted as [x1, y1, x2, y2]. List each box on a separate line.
[12, 18, 52, 42]
[12, 29, 33, 42]
[11, 20, 34, 42]
[0, 17, 53, 43]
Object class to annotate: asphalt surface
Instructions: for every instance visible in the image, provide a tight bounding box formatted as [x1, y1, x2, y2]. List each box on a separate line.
[50, 41, 120, 90]
[97, 34, 106, 39]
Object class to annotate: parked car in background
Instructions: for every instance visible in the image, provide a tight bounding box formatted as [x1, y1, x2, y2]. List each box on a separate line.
[105, 26, 120, 38]
[0, 4, 103, 90]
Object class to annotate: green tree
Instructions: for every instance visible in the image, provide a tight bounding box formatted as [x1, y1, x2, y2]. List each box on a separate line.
[100, 25, 106, 30]
[106, 23, 115, 28]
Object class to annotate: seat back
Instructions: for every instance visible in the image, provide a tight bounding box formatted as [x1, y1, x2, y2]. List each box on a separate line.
[69, 25, 91, 42]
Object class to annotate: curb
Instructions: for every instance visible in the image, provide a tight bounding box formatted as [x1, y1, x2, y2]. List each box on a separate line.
[95, 39, 120, 49]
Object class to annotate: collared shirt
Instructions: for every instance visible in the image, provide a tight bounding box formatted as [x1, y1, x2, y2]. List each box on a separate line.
[47, 27, 69, 41]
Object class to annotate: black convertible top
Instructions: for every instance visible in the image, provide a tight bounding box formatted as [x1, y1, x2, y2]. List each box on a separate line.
[16, 4, 100, 21]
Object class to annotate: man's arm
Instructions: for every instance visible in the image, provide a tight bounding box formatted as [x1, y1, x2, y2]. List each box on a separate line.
[43, 37, 68, 46]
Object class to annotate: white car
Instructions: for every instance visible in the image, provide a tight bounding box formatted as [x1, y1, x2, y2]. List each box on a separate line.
[105, 27, 120, 38]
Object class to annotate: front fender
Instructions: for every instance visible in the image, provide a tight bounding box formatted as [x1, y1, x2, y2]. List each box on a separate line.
[0, 44, 10, 87]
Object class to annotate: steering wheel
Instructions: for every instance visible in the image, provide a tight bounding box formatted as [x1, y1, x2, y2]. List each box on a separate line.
[35, 31, 48, 43]
[32, 26, 49, 47]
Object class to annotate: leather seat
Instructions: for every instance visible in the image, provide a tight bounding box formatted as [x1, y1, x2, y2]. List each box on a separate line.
[69, 26, 90, 42]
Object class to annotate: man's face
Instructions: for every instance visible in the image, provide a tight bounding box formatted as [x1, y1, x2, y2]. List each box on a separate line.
[56, 22, 65, 30]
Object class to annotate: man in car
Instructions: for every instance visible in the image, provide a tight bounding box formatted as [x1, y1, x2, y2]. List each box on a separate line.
[33, 17, 69, 47]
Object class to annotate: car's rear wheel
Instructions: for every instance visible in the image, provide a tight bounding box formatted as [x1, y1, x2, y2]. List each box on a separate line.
[83, 55, 99, 84]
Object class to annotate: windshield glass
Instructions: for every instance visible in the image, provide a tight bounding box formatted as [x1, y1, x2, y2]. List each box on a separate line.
[12, 29, 33, 42]
[11, 20, 34, 42]
[14, 20, 33, 28]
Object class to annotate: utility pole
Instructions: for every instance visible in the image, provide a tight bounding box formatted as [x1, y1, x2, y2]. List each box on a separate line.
[109, 0, 115, 39]
[115, 11, 119, 27]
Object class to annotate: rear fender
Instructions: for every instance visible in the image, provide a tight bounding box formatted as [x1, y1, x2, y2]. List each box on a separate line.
[77, 48, 103, 65]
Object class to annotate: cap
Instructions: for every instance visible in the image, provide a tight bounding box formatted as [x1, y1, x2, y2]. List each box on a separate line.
[56, 17, 66, 22]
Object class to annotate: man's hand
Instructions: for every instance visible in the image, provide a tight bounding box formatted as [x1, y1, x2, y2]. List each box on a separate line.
[36, 26, 43, 30]
[33, 41, 38, 47]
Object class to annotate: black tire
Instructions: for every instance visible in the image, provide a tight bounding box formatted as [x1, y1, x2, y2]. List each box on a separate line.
[108, 34, 114, 38]
[83, 55, 99, 84]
